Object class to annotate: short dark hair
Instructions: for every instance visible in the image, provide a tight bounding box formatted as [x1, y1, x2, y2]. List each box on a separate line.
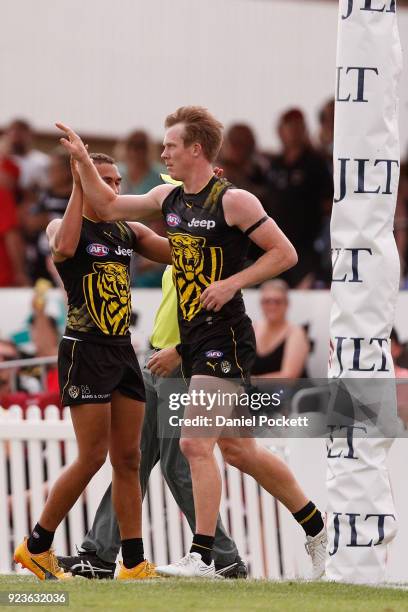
[89, 152, 115, 165]
[9, 118, 31, 131]
[165, 106, 223, 163]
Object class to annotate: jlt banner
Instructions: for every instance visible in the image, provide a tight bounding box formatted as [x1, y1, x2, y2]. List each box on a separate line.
[327, 0, 402, 583]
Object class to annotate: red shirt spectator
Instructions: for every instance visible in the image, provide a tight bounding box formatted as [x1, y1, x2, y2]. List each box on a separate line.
[0, 187, 19, 286]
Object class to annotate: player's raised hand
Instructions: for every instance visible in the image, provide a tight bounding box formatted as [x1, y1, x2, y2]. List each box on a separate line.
[70, 156, 81, 186]
[200, 278, 238, 312]
[55, 122, 89, 163]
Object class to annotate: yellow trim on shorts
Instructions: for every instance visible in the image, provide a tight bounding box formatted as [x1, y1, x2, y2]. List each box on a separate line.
[230, 326, 245, 383]
[299, 507, 317, 525]
[61, 340, 78, 402]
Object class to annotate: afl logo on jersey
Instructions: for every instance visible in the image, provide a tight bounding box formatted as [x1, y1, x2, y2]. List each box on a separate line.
[205, 350, 223, 359]
[87, 243, 109, 257]
[166, 213, 181, 227]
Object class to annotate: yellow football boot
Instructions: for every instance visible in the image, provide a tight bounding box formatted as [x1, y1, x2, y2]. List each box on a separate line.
[117, 559, 158, 580]
[14, 538, 72, 580]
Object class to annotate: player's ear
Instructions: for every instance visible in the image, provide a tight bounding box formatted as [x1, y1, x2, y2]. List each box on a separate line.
[192, 143, 201, 157]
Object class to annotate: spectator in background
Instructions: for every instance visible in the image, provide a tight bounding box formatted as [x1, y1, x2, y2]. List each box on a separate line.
[252, 280, 309, 379]
[0, 156, 21, 201]
[218, 123, 268, 201]
[0, 339, 19, 398]
[0, 178, 29, 287]
[22, 147, 72, 284]
[0, 119, 49, 194]
[260, 108, 333, 288]
[395, 158, 408, 284]
[119, 130, 166, 287]
[390, 327, 408, 425]
[119, 130, 165, 195]
[314, 98, 336, 287]
[317, 98, 335, 173]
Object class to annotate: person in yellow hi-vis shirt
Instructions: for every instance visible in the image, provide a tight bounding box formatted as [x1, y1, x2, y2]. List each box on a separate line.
[58, 265, 247, 579]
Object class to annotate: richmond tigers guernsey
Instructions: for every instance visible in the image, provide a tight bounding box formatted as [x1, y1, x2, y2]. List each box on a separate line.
[55, 216, 137, 343]
[162, 176, 251, 343]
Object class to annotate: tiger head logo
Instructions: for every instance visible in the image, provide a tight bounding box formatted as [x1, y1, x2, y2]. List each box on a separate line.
[169, 233, 222, 321]
[94, 262, 128, 305]
[171, 234, 206, 281]
[83, 261, 131, 335]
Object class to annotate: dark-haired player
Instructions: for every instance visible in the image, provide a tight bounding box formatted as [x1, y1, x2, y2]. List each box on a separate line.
[14, 153, 170, 580]
[57, 109, 327, 579]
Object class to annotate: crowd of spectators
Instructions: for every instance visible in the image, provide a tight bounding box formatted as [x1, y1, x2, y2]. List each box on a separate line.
[1, 102, 408, 422]
[1, 100, 407, 291]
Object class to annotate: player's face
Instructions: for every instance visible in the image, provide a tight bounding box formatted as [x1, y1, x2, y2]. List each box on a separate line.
[95, 163, 122, 195]
[161, 123, 196, 181]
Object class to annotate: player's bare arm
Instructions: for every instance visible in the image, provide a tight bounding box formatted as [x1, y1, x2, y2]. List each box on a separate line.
[129, 222, 172, 265]
[46, 158, 83, 263]
[200, 189, 297, 312]
[56, 122, 174, 221]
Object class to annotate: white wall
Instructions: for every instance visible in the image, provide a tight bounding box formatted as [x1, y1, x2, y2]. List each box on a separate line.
[1, 0, 407, 151]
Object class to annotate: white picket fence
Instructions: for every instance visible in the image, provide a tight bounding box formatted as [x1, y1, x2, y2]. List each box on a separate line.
[1, 405, 407, 581]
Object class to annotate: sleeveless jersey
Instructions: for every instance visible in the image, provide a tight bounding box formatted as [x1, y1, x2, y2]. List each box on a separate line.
[55, 217, 137, 343]
[162, 176, 250, 342]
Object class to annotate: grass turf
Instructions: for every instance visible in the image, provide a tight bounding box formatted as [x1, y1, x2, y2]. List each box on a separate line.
[0, 575, 407, 612]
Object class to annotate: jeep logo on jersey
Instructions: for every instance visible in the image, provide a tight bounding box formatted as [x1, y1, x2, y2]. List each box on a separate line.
[166, 213, 181, 227]
[114, 246, 133, 256]
[188, 218, 216, 230]
[86, 243, 109, 257]
[205, 350, 223, 359]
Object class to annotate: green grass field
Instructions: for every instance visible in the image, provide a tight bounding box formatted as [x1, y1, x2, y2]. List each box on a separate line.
[0, 576, 407, 612]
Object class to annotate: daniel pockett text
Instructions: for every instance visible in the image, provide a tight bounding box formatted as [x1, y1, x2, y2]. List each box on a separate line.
[167, 389, 309, 431]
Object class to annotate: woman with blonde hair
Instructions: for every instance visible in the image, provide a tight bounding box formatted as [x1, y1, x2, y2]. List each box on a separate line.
[252, 279, 309, 378]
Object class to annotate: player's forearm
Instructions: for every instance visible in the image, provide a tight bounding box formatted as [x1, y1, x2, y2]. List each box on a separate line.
[137, 237, 172, 264]
[77, 157, 116, 218]
[53, 184, 84, 257]
[228, 245, 298, 291]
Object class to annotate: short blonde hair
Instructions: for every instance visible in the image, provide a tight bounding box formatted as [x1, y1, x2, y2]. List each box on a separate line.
[261, 279, 289, 295]
[165, 106, 224, 162]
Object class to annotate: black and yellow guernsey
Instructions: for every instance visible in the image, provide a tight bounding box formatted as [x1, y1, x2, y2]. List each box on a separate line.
[162, 176, 250, 343]
[55, 217, 137, 344]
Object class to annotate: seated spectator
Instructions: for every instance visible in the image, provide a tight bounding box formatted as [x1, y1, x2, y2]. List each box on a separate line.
[218, 123, 268, 200]
[261, 108, 333, 288]
[391, 327, 408, 375]
[390, 327, 408, 425]
[0, 119, 49, 194]
[252, 280, 310, 379]
[22, 147, 72, 284]
[0, 339, 19, 398]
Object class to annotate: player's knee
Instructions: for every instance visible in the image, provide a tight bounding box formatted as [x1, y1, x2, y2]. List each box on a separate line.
[180, 438, 211, 461]
[221, 443, 248, 471]
[78, 448, 108, 475]
[110, 448, 141, 474]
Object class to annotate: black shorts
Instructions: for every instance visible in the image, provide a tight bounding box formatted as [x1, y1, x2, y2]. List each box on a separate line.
[59, 337, 145, 407]
[181, 315, 256, 381]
